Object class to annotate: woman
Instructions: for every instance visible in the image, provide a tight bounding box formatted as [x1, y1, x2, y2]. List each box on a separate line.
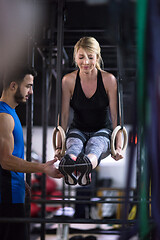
[56, 37, 123, 186]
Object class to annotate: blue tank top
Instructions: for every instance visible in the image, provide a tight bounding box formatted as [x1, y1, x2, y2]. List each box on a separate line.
[0, 101, 25, 204]
[70, 70, 113, 132]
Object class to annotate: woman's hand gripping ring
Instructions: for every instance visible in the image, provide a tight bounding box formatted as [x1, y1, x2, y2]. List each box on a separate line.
[53, 126, 66, 156]
[111, 126, 128, 157]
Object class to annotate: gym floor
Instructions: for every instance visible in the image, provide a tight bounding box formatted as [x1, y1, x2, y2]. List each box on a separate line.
[33, 235, 117, 240]
[31, 233, 138, 240]
[30, 224, 139, 240]
[32, 235, 115, 240]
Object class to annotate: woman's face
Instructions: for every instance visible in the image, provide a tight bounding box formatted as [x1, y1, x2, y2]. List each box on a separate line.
[75, 47, 97, 74]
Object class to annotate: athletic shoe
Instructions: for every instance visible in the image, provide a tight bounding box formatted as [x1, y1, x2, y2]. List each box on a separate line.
[76, 153, 92, 186]
[59, 154, 77, 185]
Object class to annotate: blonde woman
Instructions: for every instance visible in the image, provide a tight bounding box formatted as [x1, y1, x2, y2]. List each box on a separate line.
[56, 37, 123, 186]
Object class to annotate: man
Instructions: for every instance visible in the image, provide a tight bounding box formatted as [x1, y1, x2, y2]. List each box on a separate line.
[0, 66, 63, 240]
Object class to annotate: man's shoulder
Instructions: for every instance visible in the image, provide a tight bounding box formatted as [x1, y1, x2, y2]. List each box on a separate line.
[0, 113, 14, 132]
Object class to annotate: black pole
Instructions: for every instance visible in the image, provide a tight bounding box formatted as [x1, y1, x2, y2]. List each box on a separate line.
[117, 22, 125, 128]
[55, 0, 67, 211]
[26, 29, 35, 240]
[41, 58, 49, 240]
[55, 0, 65, 126]
[26, 0, 37, 238]
[26, 76, 33, 240]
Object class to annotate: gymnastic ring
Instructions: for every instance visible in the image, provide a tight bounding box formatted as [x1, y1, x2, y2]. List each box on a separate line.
[52, 126, 66, 156]
[111, 125, 128, 156]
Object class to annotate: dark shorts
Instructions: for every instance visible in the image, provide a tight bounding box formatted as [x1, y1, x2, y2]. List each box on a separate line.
[0, 203, 28, 240]
[66, 128, 112, 143]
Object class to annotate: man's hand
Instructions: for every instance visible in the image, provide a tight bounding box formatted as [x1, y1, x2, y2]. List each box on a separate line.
[43, 158, 63, 178]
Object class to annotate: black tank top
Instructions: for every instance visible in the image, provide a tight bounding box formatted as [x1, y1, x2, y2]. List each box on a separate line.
[70, 70, 113, 132]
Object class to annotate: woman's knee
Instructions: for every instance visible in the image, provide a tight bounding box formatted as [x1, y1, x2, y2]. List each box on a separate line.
[85, 136, 110, 154]
[66, 137, 83, 149]
[66, 138, 84, 157]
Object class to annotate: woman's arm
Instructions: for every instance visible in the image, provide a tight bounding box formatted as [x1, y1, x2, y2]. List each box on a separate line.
[103, 72, 123, 160]
[61, 75, 72, 132]
[55, 73, 74, 156]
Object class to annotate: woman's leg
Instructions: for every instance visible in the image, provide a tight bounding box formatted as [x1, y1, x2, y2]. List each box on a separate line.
[75, 129, 111, 186]
[85, 129, 111, 168]
[66, 128, 87, 159]
[66, 138, 83, 159]
[59, 129, 86, 185]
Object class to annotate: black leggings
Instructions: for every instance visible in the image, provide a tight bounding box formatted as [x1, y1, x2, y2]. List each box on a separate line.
[0, 203, 28, 240]
[66, 128, 111, 164]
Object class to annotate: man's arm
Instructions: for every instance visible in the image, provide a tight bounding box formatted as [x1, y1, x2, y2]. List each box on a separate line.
[0, 113, 63, 178]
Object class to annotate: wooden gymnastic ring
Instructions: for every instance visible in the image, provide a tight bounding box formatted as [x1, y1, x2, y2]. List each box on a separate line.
[111, 126, 128, 156]
[52, 126, 66, 156]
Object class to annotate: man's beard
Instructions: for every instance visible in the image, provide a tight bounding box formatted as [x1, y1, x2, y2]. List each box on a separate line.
[14, 86, 24, 104]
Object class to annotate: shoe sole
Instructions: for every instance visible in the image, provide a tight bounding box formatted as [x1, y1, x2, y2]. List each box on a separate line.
[59, 155, 77, 185]
[76, 154, 92, 186]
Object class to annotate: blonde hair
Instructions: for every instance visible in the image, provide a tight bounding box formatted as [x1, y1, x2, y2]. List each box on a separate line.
[73, 36, 103, 70]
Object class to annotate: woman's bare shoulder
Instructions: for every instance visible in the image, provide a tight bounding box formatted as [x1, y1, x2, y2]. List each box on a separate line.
[62, 70, 78, 83]
[101, 70, 117, 88]
[62, 70, 78, 92]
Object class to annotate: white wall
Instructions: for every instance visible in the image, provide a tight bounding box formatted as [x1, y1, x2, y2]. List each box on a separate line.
[23, 126, 55, 161]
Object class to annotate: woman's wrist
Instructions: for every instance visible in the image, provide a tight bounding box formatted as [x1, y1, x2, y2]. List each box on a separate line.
[56, 146, 62, 150]
[116, 146, 122, 150]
